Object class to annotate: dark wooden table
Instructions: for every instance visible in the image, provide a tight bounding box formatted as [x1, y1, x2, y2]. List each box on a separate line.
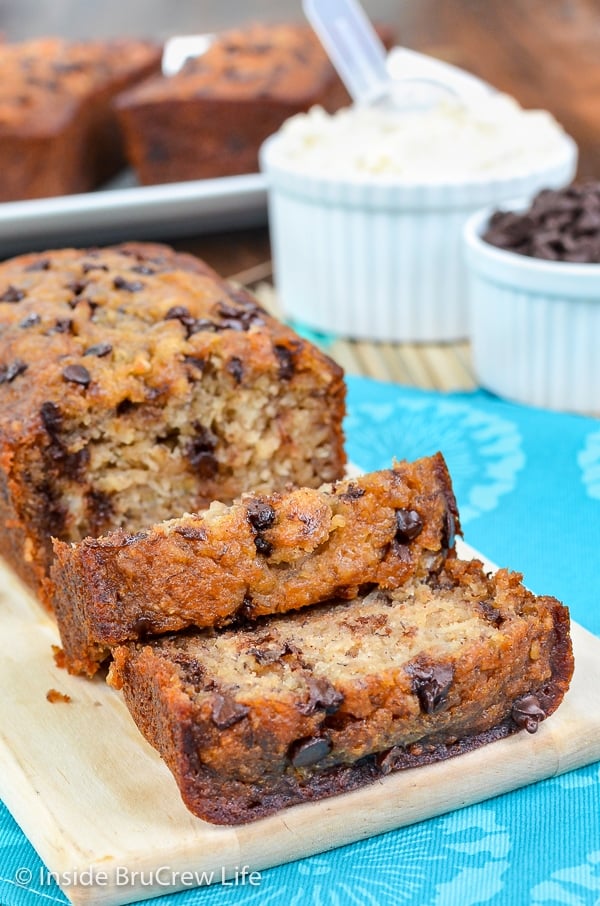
[2, 0, 598, 386]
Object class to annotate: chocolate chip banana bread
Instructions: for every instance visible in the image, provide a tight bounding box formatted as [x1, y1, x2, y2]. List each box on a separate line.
[108, 557, 573, 824]
[52, 453, 459, 677]
[0, 37, 162, 201]
[0, 242, 345, 601]
[114, 22, 352, 184]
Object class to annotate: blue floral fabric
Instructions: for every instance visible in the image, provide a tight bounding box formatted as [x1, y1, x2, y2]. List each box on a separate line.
[1, 376, 599, 906]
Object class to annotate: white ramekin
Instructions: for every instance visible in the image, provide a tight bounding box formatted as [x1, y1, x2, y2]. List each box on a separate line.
[260, 132, 577, 342]
[464, 206, 600, 414]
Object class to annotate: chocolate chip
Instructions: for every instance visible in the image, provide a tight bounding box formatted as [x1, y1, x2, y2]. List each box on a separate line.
[66, 280, 88, 296]
[0, 285, 25, 302]
[511, 694, 546, 733]
[247, 640, 293, 664]
[184, 355, 206, 373]
[478, 599, 504, 627]
[187, 423, 218, 479]
[299, 677, 344, 715]
[189, 318, 220, 334]
[45, 318, 73, 335]
[147, 141, 169, 163]
[0, 359, 28, 384]
[442, 508, 457, 550]
[84, 342, 112, 357]
[173, 525, 208, 541]
[165, 306, 198, 337]
[410, 663, 454, 714]
[113, 276, 145, 292]
[24, 258, 50, 272]
[19, 313, 41, 328]
[172, 654, 204, 689]
[390, 539, 412, 563]
[395, 509, 423, 543]
[40, 401, 62, 435]
[289, 736, 332, 768]
[68, 296, 97, 312]
[247, 501, 276, 554]
[246, 500, 276, 532]
[226, 135, 247, 154]
[123, 531, 149, 545]
[81, 262, 109, 274]
[336, 483, 366, 501]
[215, 300, 263, 331]
[85, 489, 114, 533]
[273, 344, 295, 380]
[254, 536, 273, 556]
[116, 398, 136, 416]
[130, 265, 156, 275]
[131, 617, 153, 637]
[222, 66, 254, 82]
[62, 364, 91, 387]
[36, 481, 67, 536]
[210, 693, 249, 729]
[226, 356, 244, 384]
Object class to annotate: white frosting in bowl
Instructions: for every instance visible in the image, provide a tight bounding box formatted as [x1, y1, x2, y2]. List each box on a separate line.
[271, 95, 572, 182]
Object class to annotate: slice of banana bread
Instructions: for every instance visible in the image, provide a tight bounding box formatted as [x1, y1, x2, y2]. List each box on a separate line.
[0, 242, 345, 601]
[0, 37, 162, 201]
[108, 557, 573, 825]
[52, 453, 459, 676]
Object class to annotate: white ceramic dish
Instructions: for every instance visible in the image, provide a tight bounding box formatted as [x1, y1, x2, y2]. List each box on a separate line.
[0, 173, 268, 258]
[464, 205, 600, 414]
[260, 126, 577, 343]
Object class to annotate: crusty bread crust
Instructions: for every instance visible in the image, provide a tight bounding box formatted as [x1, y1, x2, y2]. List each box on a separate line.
[52, 453, 459, 676]
[109, 559, 574, 825]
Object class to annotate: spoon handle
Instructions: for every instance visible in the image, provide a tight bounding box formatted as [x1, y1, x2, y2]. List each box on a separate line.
[303, 0, 390, 105]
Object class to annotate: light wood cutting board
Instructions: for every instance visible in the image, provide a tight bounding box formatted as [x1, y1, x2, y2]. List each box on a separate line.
[1, 542, 599, 906]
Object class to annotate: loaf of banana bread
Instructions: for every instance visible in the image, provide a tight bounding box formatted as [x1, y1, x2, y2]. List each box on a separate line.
[108, 557, 573, 824]
[0, 242, 345, 601]
[0, 37, 162, 201]
[52, 453, 459, 676]
[114, 22, 352, 184]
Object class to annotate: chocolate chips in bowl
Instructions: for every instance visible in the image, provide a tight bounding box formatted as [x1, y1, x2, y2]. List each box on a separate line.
[482, 183, 600, 263]
[463, 182, 600, 414]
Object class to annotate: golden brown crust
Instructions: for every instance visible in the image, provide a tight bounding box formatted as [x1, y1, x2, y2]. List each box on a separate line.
[115, 22, 354, 183]
[109, 558, 574, 825]
[0, 242, 346, 600]
[52, 453, 460, 676]
[0, 38, 162, 200]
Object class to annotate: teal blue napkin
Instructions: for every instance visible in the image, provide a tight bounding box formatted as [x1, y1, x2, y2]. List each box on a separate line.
[2, 376, 599, 906]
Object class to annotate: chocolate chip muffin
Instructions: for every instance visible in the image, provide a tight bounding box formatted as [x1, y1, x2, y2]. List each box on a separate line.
[51, 453, 459, 676]
[108, 557, 573, 824]
[114, 22, 353, 184]
[0, 242, 346, 601]
[0, 37, 162, 201]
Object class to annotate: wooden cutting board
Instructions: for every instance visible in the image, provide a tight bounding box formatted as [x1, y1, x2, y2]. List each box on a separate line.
[1, 542, 599, 906]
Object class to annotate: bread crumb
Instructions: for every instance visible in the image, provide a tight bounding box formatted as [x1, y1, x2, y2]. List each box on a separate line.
[46, 688, 71, 704]
[52, 645, 67, 669]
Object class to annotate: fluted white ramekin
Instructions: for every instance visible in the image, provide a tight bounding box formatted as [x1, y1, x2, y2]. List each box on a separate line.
[260, 132, 577, 342]
[464, 206, 600, 414]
